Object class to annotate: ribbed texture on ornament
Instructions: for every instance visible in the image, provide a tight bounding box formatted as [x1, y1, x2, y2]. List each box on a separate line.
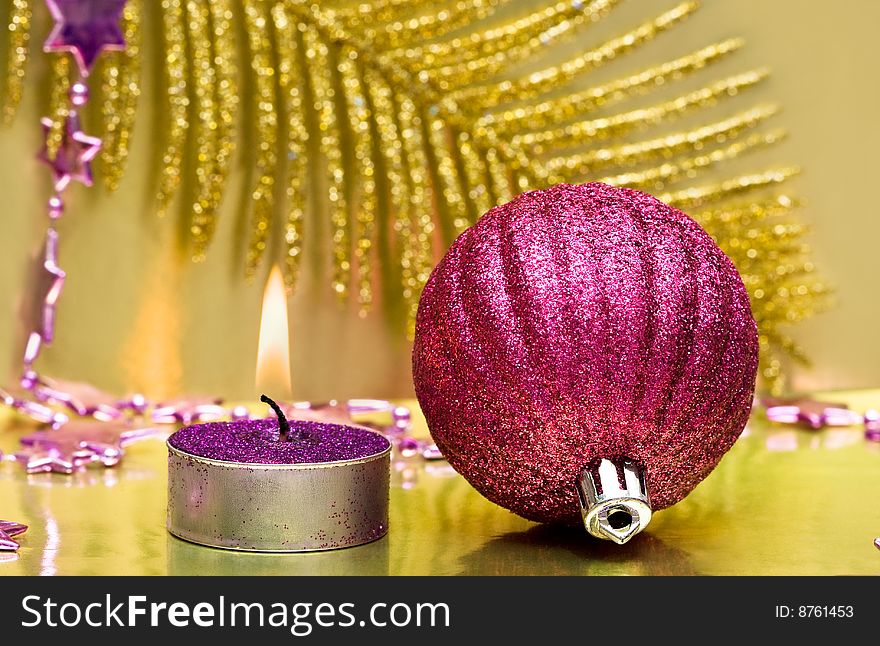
[413, 183, 758, 524]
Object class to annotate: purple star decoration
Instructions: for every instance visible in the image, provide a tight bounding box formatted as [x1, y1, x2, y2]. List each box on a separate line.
[0, 386, 68, 427]
[44, 0, 127, 77]
[0, 520, 28, 552]
[37, 115, 101, 192]
[23, 228, 65, 368]
[151, 398, 227, 425]
[30, 374, 123, 421]
[16, 420, 160, 474]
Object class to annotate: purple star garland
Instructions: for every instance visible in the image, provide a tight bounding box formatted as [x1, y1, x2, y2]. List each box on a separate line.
[16, 419, 161, 474]
[763, 397, 863, 430]
[0, 520, 28, 552]
[1, 385, 68, 427]
[22, 228, 65, 369]
[37, 114, 101, 192]
[761, 397, 880, 443]
[44, 0, 127, 77]
[1, 390, 440, 474]
[30, 374, 124, 420]
[25, 1, 122, 380]
[12, 3, 122, 413]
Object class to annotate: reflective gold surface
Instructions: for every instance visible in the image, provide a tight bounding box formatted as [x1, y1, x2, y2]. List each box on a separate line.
[2, 394, 879, 575]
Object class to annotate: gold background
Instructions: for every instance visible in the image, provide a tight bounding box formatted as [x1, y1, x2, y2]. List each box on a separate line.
[0, 0, 876, 401]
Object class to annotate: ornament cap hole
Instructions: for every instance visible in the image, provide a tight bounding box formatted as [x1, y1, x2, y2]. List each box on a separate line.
[607, 507, 632, 530]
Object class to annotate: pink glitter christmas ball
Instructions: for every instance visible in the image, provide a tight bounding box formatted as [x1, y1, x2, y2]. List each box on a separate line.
[412, 183, 758, 525]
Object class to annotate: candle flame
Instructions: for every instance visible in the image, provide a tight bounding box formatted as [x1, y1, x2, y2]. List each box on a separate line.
[256, 266, 292, 399]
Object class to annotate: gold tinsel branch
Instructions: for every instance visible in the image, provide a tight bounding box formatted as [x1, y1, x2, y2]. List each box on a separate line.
[0, 0, 827, 392]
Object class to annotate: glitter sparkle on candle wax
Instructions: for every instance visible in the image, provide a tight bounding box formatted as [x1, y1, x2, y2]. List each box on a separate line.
[168, 419, 390, 464]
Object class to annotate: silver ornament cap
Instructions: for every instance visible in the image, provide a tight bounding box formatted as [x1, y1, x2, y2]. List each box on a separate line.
[577, 458, 652, 545]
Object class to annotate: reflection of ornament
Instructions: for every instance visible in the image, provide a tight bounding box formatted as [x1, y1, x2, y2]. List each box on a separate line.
[1, 3, 824, 387]
[44, 0, 126, 76]
[763, 397, 862, 430]
[458, 526, 698, 576]
[875, 538, 880, 551]
[763, 428, 863, 452]
[37, 114, 101, 191]
[413, 183, 758, 544]
[0, 520, 28, 552]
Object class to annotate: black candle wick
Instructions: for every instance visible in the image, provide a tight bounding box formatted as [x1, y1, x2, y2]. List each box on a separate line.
[261, 394, 292, 442]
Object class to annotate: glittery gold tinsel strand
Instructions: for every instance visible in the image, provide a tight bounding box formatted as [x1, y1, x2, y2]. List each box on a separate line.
[186, 0, 219, 259]
[352, 0, 508, 50]
[544, 104, 778, 179]
[395, 0, 617, 68]
[599, 130, 786, 191]
[193, 0, 238, 259]
[445, 1, 698, 112]
[156, 0, 189, 216]
[271, 2, 307, 289]
[338, 46, 377, 312]
[662, 167, 800, 210]
[427, 115, 471, 237]
[477, 38, 744, 135]
[364, 66, 420, 332]
[2, 0, 31, 124]
[485, 147, 514, 205]
[303, 27, 350, 297]
[456, 131, 493, 217]
[243, 0, 279, 278]
[338, 0, 435, 17]
[100, 0, 141, 192]
[334, 0, 450, 32]
[394, 90, 435, 326]
[513, 73, 771, 154]
[46, 55, 71, 157]
[417, 0, 619, 87]
[338, 0, 478, 29]
[694, 195, 801, 229]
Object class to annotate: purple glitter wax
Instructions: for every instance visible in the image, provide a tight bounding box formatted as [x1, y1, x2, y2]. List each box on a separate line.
[168, 418, 390, 464]
[166, 416, 391, 551]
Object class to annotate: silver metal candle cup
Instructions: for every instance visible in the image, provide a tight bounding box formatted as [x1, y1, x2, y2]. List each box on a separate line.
[166, 434, 391, 552]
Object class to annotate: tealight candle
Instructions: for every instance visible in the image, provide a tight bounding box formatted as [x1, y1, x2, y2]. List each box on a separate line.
[166, 396, 391, 552]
